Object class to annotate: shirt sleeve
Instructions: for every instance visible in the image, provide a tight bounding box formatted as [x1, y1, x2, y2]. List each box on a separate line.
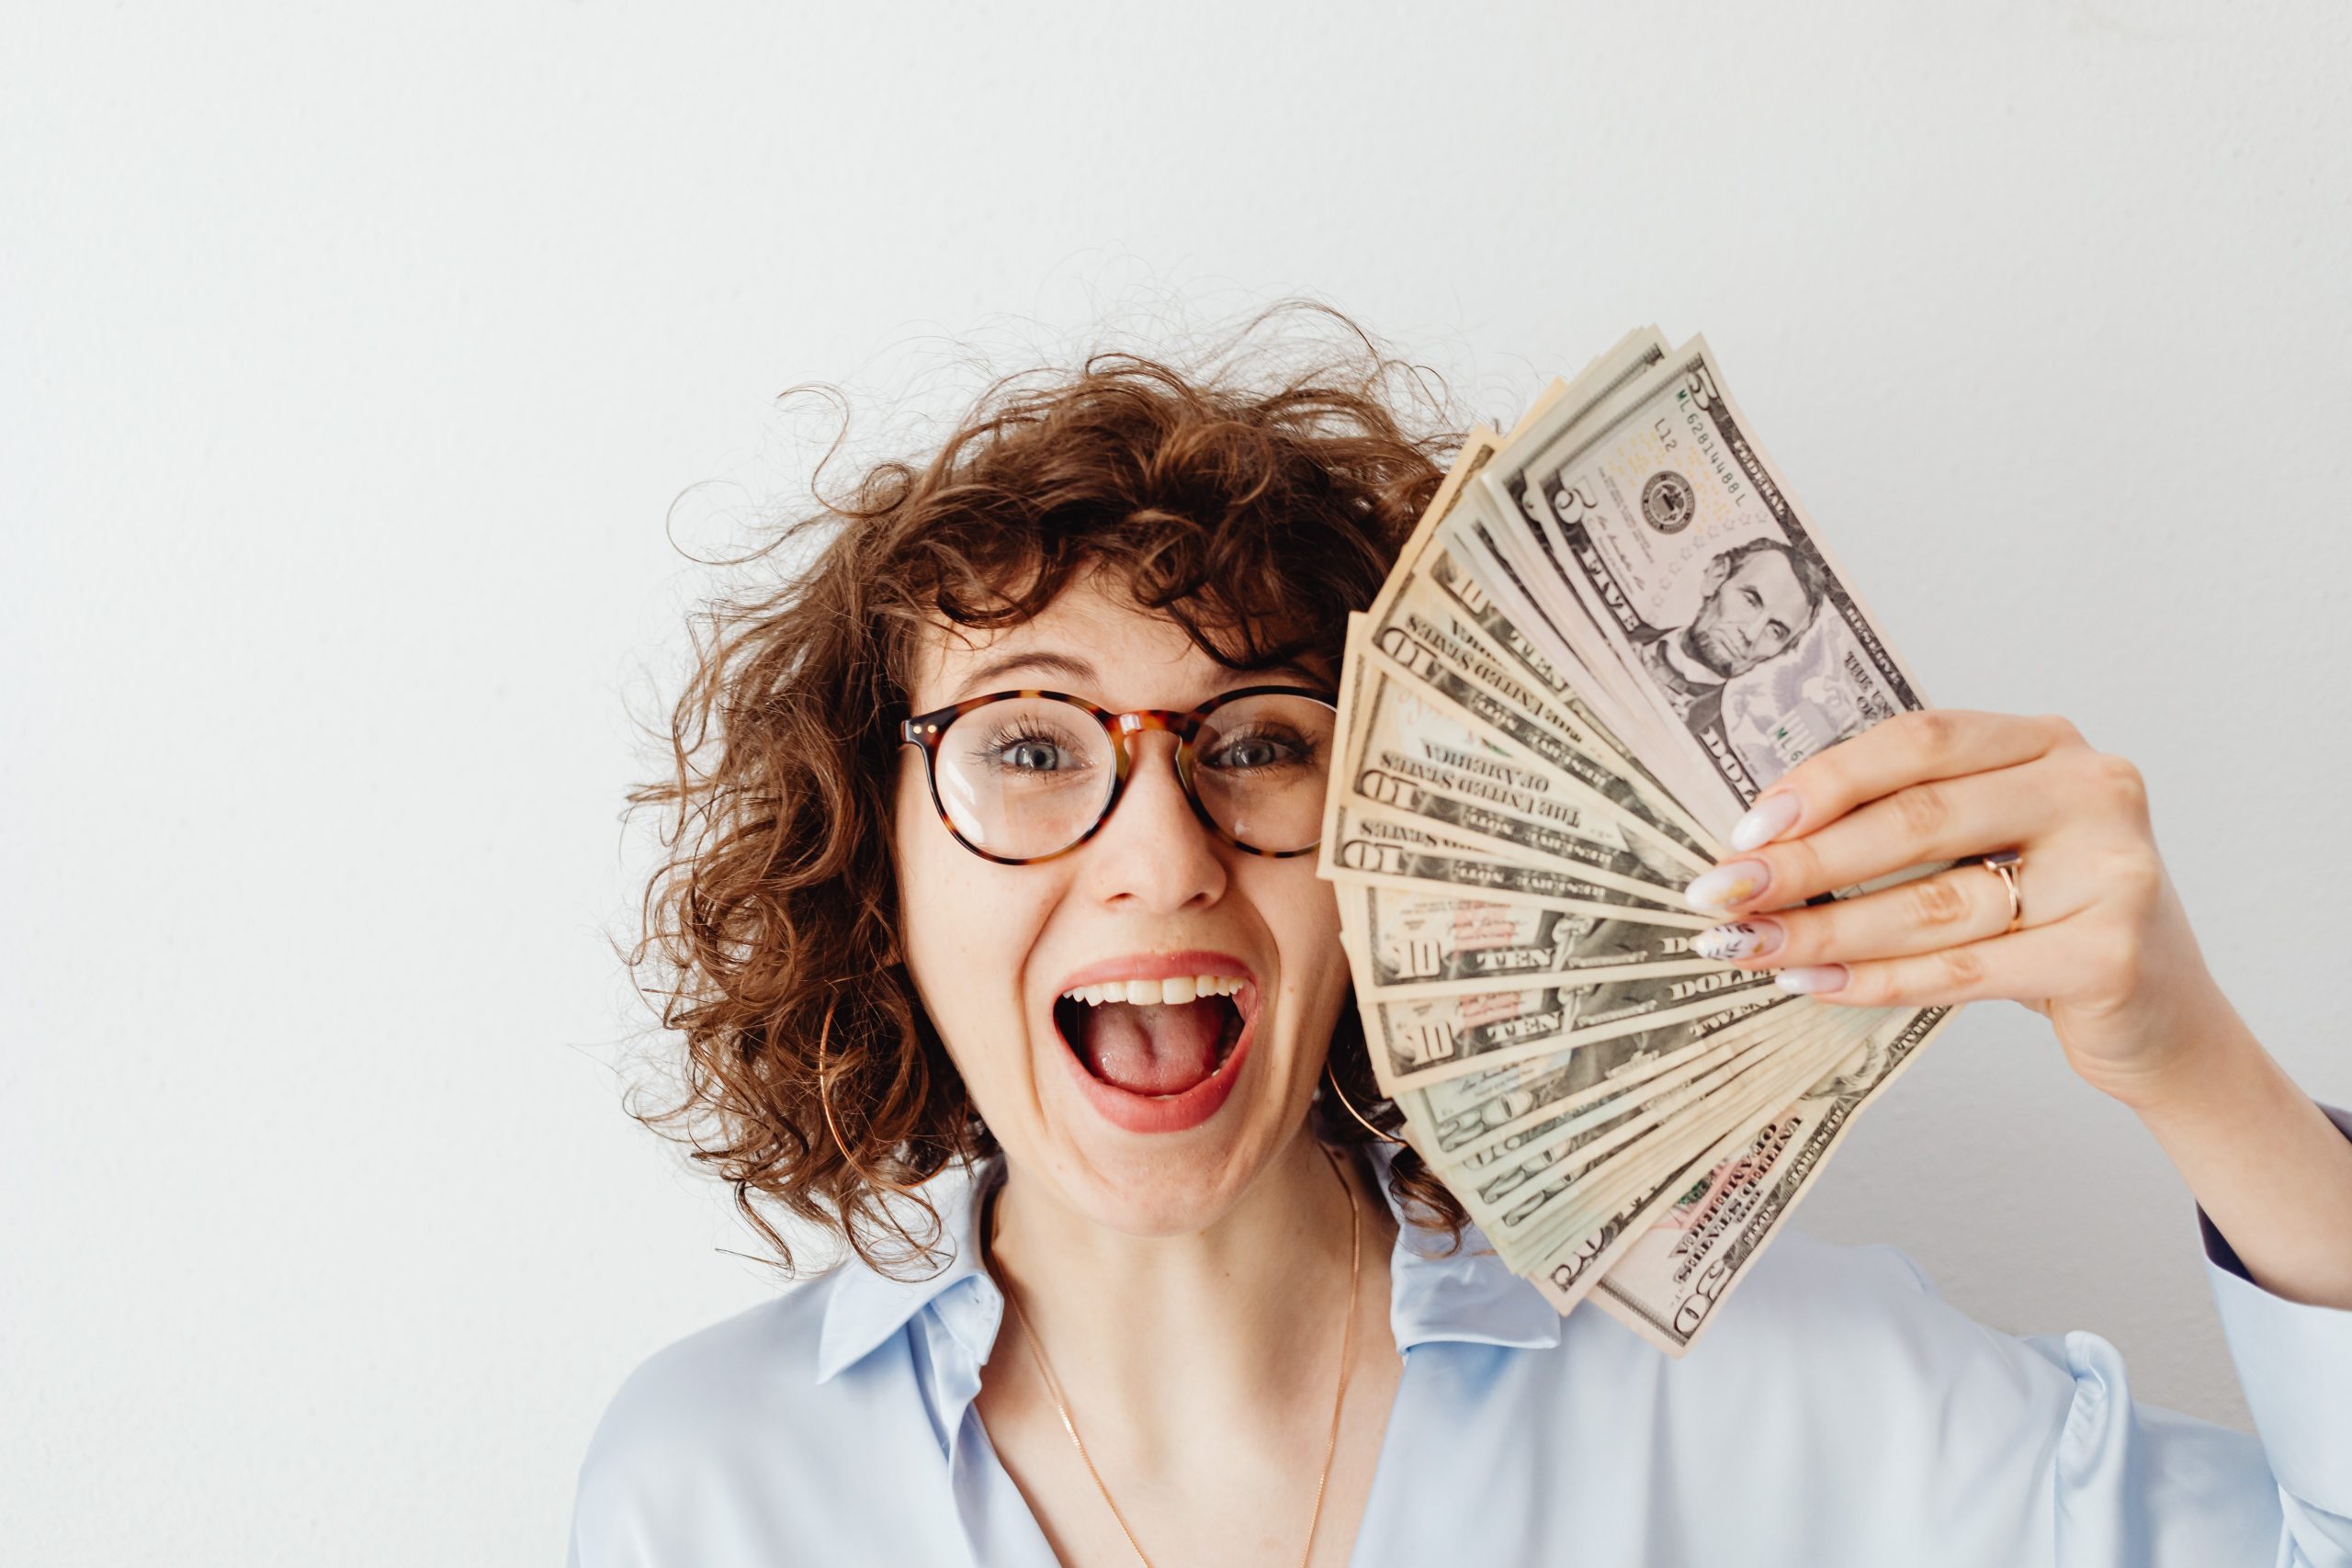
[1971, 1099, 2352, 1567]
[2191, 1101, 2352, 1562]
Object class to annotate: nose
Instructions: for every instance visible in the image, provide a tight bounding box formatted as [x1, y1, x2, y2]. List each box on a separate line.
[1080, 728, 1227, 911]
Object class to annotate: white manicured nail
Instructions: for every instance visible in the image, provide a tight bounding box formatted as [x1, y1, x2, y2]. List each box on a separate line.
[1694, 920, 1781, 963]
[1684, 860, 1770, 912]
[1730, 792, 1802, 852]
[1774, 964, 1849, 995]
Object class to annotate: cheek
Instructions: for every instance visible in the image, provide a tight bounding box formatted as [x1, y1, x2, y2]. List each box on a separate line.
[889, 762, 1046, 1087]
[891, 763, 981, 1000]
[1251, 863, 1350, 1019]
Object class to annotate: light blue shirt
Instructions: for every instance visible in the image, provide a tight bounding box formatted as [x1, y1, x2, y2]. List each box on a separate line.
[567, 1110, 2352, 1565]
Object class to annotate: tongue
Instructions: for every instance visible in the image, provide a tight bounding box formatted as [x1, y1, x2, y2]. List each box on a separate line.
[1080, 999, 1225, 1096]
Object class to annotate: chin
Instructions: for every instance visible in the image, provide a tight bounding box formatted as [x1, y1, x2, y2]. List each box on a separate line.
[1029, 981, 1303, 1235]
[1692, 633, 1744, 679]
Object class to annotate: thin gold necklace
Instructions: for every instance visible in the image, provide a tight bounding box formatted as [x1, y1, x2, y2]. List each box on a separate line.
[986, 1144, 1363, 1568]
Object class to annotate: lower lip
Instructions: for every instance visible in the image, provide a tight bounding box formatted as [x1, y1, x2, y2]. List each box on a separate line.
[1055, 989, 1257, 1135]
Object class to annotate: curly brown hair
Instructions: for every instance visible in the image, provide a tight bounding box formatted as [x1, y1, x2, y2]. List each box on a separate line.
[622, 300, 1477, 1278]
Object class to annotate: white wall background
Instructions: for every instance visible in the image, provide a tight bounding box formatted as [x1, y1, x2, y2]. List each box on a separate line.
[7, 2, 2350, 1562]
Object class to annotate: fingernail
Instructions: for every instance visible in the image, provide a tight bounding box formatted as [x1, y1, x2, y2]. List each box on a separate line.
[1774, 964, 1849, 995]
[1684, 860, 1771, 912]
[1693, 919, 1782, 963]
[1730, 792, 1802, 852]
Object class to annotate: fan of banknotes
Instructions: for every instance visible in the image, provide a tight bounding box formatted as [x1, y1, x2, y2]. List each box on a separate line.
[1316, 328, 1958, 1356]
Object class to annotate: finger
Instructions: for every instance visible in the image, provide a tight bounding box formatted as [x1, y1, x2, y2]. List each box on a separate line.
[1692, 838, 2096, 968]
[1726, 710, 2079, 852]
[1761, 918, 2096, 1010]
[1684, 756, 2064, 913]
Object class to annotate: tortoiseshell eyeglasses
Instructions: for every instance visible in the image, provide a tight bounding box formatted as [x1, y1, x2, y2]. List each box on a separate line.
[898, 686, 1340, 865]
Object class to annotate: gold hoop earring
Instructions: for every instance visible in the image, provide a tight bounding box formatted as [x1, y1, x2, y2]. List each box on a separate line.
[814, 998, 874, 1180]
[1322, 1058, 1407, 1145]
[874, 959, 977, 1147]
[815, 997, 942, 1201]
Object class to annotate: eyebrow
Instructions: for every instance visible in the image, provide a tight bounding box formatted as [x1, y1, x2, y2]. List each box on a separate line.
[944, 649, 1329, 705]
[951, 650, 1099, 701]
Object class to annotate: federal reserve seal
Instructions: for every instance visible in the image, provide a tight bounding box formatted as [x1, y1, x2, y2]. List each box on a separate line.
[1641, 470, 1696, 534]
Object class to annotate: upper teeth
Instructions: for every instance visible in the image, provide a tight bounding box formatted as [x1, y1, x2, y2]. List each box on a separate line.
[1061, 976, 1245, 1006]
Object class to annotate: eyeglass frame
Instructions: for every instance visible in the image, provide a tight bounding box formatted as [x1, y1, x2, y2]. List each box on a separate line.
[897, 684, 1341, 866]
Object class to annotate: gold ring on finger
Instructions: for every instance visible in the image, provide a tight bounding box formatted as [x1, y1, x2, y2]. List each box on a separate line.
[1973, 848, 2025, 934]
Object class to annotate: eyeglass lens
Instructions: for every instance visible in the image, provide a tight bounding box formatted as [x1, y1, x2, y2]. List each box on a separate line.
[931, 693, 1335, 859]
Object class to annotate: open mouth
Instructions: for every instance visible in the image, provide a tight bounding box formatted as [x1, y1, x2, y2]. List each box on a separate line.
[1053, 975, 1250, 1100]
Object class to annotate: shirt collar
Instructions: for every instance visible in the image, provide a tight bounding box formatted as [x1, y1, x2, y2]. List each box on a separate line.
[813, 1142, 1560, 1383]
[814, 1157, 1004, 1382]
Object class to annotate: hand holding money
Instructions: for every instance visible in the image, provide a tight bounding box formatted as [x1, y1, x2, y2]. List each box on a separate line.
[1317, 327, 2237, 1352]
[1685, 705, 2228, 1114]
[1316, 328, 1964, 1353]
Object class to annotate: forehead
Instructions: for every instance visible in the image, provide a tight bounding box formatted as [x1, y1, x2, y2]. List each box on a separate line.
[1726, 549, 1803, 593]
[904, 569, 1323, 711]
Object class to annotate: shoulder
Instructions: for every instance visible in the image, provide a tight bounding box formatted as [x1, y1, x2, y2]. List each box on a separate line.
[585, 1274, 836, 1442]
[1589, 1232, 2280, 1552]
[1672, 1224, 1959, 1348]
[1378, 1230, 2289, 1563]
[567, 1271, 884, 1565]
[1612, 1227, 2054, 1399]
[1527, 1229, 2086, 1465]
[1548, 1233, 2096, 1557]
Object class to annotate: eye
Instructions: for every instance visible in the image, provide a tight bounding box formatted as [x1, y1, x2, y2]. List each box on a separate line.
[1203, 723, 1314, 773]
[1742, 588, 1761, 607]
[1003, 739, 1064, 771]
[970, 720, 1091, 776]
[1766, 620, 1790, 641]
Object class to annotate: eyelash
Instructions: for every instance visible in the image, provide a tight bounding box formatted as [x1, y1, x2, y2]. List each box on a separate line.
[973, 718, 1085, 764]
[1204, 722, 1313, 770]
[965, 716, 1313, 770]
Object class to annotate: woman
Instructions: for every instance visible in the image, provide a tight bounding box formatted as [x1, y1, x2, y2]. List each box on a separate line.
[570, 307, 2352, 1565]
